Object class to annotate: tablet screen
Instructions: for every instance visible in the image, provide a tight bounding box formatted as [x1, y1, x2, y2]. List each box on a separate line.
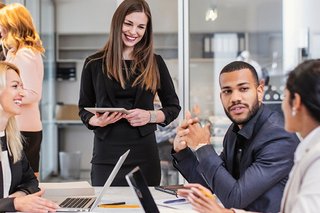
[84, 107, 129, 114]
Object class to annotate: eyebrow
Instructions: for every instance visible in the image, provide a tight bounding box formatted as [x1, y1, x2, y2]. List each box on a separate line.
[10, 80, 21, 84]
[221, 82, 250, 90]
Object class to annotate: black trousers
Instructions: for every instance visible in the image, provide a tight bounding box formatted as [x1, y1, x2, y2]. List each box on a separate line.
[91, 161, 161, 186]
[21, 131, 42, 173]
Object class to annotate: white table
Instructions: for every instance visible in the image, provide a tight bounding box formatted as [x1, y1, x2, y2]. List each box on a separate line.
[92, 187, 196, 212]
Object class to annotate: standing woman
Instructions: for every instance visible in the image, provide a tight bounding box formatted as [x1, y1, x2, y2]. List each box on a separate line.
[177, 59, 320, 213]
[0, 2, 6, 61]
[79, 0, 180, 186]
[0, 61, 58, 212]
[0, 3, 45, 177]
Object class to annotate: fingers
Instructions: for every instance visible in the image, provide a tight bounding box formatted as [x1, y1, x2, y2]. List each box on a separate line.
[185, 110, 192, 120]
[14, 195, 59, 213]
[125, 109, 151, 126]
[93, 112, 125, 127]
[183, 185, 219, 213]
[177, 188, 192, 198]
[173, 128, 189, 152]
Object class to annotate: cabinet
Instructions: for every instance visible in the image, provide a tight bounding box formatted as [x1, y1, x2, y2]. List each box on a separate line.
[56, 33, 107, 61]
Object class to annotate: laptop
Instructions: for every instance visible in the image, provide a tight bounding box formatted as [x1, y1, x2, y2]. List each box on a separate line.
[125, 166, 160, 213]
[49, 149, 130, 212]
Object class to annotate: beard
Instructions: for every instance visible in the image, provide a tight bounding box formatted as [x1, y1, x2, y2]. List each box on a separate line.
[224, 98, 260, 125]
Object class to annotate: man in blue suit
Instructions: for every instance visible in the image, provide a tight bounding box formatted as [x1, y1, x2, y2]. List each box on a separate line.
[172, 61, 300, 213]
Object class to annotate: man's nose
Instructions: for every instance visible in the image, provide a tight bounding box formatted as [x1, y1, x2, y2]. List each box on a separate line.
[230, 90, 241, 103]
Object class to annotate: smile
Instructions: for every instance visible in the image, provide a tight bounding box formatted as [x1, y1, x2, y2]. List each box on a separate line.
[14, 100, 22, 105]
[125, 34, 137, 41]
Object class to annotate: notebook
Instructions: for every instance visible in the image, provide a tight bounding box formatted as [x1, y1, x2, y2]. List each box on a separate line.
[47, 149, 130, 212]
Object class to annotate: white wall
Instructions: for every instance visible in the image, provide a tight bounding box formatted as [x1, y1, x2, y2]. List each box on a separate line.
[55, 0, 281, 34]
[283, 0, 320, 71]
[55, 0, 117, 33]
[56, 0, 178, 34]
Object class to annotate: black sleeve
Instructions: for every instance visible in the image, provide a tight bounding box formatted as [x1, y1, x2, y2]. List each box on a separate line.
[78, 57, 97, 130]
[0, 198, 16, 212]
[15, 153, 39, 195]
[155, 55, 181, 126]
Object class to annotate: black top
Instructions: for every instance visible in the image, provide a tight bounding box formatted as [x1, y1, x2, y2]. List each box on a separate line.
[79, 52, 180, 185]
[0, 135, 39, 212]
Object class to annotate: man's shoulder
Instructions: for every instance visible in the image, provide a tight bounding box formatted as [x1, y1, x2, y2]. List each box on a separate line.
[258, 105, 285, 130]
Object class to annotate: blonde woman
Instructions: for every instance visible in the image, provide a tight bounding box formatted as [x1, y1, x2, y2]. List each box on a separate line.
[0, 61, 58, 212]
[0, 3, 44, 176]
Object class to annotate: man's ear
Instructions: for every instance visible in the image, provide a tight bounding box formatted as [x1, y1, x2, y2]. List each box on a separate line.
[257, 83, 264, 103]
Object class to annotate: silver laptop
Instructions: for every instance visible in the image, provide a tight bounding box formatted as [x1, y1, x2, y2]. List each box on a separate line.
[51, 149, 130, 212]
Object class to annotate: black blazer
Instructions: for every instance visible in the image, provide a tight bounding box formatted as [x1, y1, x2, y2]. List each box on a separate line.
[0, 150, 39, 212]
[78, 52, 181, 139]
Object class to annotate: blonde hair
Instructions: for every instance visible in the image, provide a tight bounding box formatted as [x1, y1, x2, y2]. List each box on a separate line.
[0, 3, 44, 54]
[0, 62, 23, 163]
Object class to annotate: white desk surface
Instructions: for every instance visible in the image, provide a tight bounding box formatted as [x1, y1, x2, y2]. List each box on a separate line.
[91, 186, 196, 212]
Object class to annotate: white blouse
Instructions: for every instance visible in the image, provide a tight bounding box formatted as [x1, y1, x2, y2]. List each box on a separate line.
[0, 131, 11, 197]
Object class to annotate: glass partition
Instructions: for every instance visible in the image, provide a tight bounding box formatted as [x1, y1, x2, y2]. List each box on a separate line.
[188, 0, 283, 151]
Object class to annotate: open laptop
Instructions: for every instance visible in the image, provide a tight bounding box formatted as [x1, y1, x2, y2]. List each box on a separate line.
[49, 149, 130, 212]
[125, 166, 160, 213]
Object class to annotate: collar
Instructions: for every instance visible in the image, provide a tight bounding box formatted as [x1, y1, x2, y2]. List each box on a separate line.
[0, 131, 4, 137]
[232, 104, 265, 139]
[294, 126, 320, 162]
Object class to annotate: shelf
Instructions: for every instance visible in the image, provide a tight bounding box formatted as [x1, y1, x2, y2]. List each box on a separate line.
[59, 47, 100, 51]
[55, 120, 83, 125]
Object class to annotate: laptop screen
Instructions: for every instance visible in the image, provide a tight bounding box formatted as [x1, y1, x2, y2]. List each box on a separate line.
[126, 166, 160, 213]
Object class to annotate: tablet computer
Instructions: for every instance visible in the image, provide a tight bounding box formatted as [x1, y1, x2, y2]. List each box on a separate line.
[84, 107, 129, 114]
[154, 185, 187, 196]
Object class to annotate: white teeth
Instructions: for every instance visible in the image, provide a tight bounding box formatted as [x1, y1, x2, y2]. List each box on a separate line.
[14, 100, 22, 104]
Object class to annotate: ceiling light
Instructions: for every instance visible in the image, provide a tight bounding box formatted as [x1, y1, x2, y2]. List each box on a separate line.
[205, 7, 218, 22]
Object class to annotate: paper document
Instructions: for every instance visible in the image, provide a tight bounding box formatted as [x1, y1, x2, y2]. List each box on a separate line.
[40, 181, 95, 198]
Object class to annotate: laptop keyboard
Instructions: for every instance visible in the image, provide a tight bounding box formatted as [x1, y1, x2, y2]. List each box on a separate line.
[60, 197, 94, 208]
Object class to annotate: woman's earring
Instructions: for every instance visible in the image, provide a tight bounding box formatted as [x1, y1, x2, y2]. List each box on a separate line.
[291, 108, 297, 117]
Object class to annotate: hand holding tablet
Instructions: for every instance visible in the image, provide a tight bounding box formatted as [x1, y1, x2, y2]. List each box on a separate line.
[84, 107, 130, 115]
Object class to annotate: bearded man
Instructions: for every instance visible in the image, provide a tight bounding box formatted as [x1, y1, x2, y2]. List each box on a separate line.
[172, 61, 300, 213]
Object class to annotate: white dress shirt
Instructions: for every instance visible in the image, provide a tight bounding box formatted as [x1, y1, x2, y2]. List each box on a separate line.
[0, 131, 12, 197]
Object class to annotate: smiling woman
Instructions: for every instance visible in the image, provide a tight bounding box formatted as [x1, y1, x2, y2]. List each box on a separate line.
[0, 61, 59, 212]
[78, 0, 181, 186]
[0, 3, 45, 177]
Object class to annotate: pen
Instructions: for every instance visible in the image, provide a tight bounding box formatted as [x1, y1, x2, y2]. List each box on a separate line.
[163, 198, 186, 204]
[200, 188, 215, 199]
[98, 201, 126, 207]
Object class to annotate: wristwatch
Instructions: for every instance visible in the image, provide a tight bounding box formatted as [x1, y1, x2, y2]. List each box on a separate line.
[149, 110, 157, 123]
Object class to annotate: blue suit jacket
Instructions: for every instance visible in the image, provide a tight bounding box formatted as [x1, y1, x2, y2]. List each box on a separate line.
[172, 105, 300, 213]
